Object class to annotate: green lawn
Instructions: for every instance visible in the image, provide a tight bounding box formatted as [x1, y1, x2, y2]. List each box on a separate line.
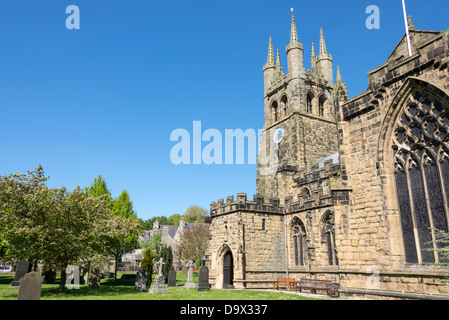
[0, 272, 323, 300]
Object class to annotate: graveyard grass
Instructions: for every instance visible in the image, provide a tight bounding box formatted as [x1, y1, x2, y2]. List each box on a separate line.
[0, 272, 323, 300]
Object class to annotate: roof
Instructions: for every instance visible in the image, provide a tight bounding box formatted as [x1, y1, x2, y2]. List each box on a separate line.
[307, 153, 339, 172]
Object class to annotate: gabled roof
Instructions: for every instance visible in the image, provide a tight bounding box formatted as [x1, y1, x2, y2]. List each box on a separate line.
[386, 29, 442, 64]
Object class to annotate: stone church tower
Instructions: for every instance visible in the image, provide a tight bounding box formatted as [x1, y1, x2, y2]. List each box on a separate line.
[206, 13, 449, 299]
[257, 14, 340, 203]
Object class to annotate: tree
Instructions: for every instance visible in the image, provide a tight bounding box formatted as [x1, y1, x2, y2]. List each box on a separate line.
[140, 248, 154, 287]
[87, 175, 112, 204]
[159, 245, 173, 283]
[184, 205, 208, 224]
[431, 229, 449, 266]
[0, 166, 141, 293]
[168, 214, 182, 226]
[112, 190, 137, 220]
[108, 190, 141, 280]
[175, 225, 210, 265]
[0, 165, 53, 266]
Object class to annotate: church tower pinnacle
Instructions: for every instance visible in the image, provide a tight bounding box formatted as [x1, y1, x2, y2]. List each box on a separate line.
[316, 27, 333, 85]
[285, 12, 304, 78]
[263, 36, 277, 95]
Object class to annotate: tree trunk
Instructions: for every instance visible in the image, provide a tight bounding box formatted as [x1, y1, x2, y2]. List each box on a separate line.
[114, 256, 118, 281]
[58, 264, 67, 293]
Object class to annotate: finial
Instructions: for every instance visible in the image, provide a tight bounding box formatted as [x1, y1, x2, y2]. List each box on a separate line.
[276, 49, 281, 66]
[311, 42, 315, 57]
[267, 36, 275, 65]
[290, 12, 299, 43]
[319, 27, 328, 56]
[336, 65, 342, 83]
[408, 15, 416, 31]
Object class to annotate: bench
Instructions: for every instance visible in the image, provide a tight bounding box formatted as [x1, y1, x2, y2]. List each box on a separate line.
[295, 278, 339, 297]
[273, 277, 295, 291]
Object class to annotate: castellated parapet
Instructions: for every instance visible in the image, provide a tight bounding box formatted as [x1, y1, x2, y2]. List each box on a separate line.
[210, 193, 284, 216]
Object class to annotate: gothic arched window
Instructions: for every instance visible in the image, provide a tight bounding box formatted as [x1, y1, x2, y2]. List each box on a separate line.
[271, 101, 278, 123]
[319, 95, 327, 117]
[281, 95, 288, 117]
[322, 212, 338, 266]
[393, 89, 449, 264]
[292, 219, 307, 266]
[307, 92, 315, 114]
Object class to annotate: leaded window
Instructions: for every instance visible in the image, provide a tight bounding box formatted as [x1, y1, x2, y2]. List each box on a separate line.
[292, 219, 307, 266]
[323, 213, 338, 266]
[393, 90, 449, 264]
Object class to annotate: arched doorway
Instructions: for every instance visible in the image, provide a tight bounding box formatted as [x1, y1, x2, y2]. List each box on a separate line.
[223, 251, 234, 289]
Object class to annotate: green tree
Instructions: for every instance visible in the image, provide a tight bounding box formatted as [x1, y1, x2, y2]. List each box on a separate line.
[108, 190, 141, 280]
[112, 190, 137, 220]
[87, 175, 112, 204]
[0, 165, 53, 265]
[159, 245, 173, 283]
[140, 248, 154, 287]
[139, 218, 153, 230]
[167, 214, 182, 226]
[175, 225, 210, 265]
[0, 166, 141, 293]
[184, 205, 208, 223]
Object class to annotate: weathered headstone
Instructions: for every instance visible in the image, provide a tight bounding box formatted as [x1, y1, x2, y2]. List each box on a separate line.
[43, 269, 56, 284]
[184, 260, 197, 289]
[135, 269, 148, 292]
[17, 272, 43, 300]
[181, 265, 187, 278]
[149, 258, 168, 294]
[11, 261, 32, 287]
[168, 269, 177, 287]
[88, 269, 101, 287]
[197, 265, 211, 291]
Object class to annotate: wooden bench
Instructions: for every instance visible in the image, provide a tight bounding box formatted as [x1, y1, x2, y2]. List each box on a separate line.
[295, 278, 339, 297]
[273, 277, 295, 291]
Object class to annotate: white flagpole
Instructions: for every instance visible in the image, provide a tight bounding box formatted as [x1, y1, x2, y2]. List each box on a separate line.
[402, 0, 413, 57]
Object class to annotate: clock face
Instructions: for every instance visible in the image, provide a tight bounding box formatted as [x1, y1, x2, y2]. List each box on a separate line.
[273, 127, 285, 144]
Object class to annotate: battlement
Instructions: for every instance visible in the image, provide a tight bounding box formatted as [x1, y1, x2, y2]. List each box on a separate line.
[210, 193, 284, 217]
[284, 155, 351, 212]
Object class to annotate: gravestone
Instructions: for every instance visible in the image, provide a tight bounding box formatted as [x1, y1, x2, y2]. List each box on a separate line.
[181, 265, 187, 278]
[168, 269, 177, 287]
[43, 269, 56, 284]
[184, 260, 197, 289]
[11, 261, 32, 287]
[17, 272, 43, 300]
[135, 269, 148, 292]
[88, 269, 101, 287]
[197, 265, 211, 291]
[149, 258, 168, 294]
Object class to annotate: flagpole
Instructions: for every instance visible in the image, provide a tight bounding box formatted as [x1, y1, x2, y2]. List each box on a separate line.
[402, 0, 413, 57]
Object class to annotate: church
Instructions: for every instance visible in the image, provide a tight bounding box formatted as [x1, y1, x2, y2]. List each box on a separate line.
[205, 13, 449, 299]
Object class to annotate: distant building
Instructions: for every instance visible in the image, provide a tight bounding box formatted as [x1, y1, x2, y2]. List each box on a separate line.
[122, 217, 210, 269]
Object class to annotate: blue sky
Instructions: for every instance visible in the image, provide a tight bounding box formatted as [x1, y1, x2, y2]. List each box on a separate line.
[0, 0, 447, 221]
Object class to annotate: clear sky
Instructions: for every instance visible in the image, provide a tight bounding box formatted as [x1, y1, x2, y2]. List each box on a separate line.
[0, 0, 447, 221]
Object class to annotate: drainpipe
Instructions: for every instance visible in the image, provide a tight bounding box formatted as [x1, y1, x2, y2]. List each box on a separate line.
[284, 211, 289, 277]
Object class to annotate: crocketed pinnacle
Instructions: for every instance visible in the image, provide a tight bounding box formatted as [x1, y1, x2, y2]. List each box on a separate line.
[276, 49, 281, 67]
[319, 28, 328, 56]
[267, 36, 275, 65]
[290, 14, 299, 43]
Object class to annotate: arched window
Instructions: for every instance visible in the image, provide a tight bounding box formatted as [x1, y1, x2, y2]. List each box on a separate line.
[291, 218, 307, 266]
[271, 101, 278, 123]
[301, 187, 311, 199]
[318, 95, 327, 117]
[322, 212, 338, 266]
[306, 92, 315, 114]
[281, 95, 288, 117]
[393, 90, 449, 264]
